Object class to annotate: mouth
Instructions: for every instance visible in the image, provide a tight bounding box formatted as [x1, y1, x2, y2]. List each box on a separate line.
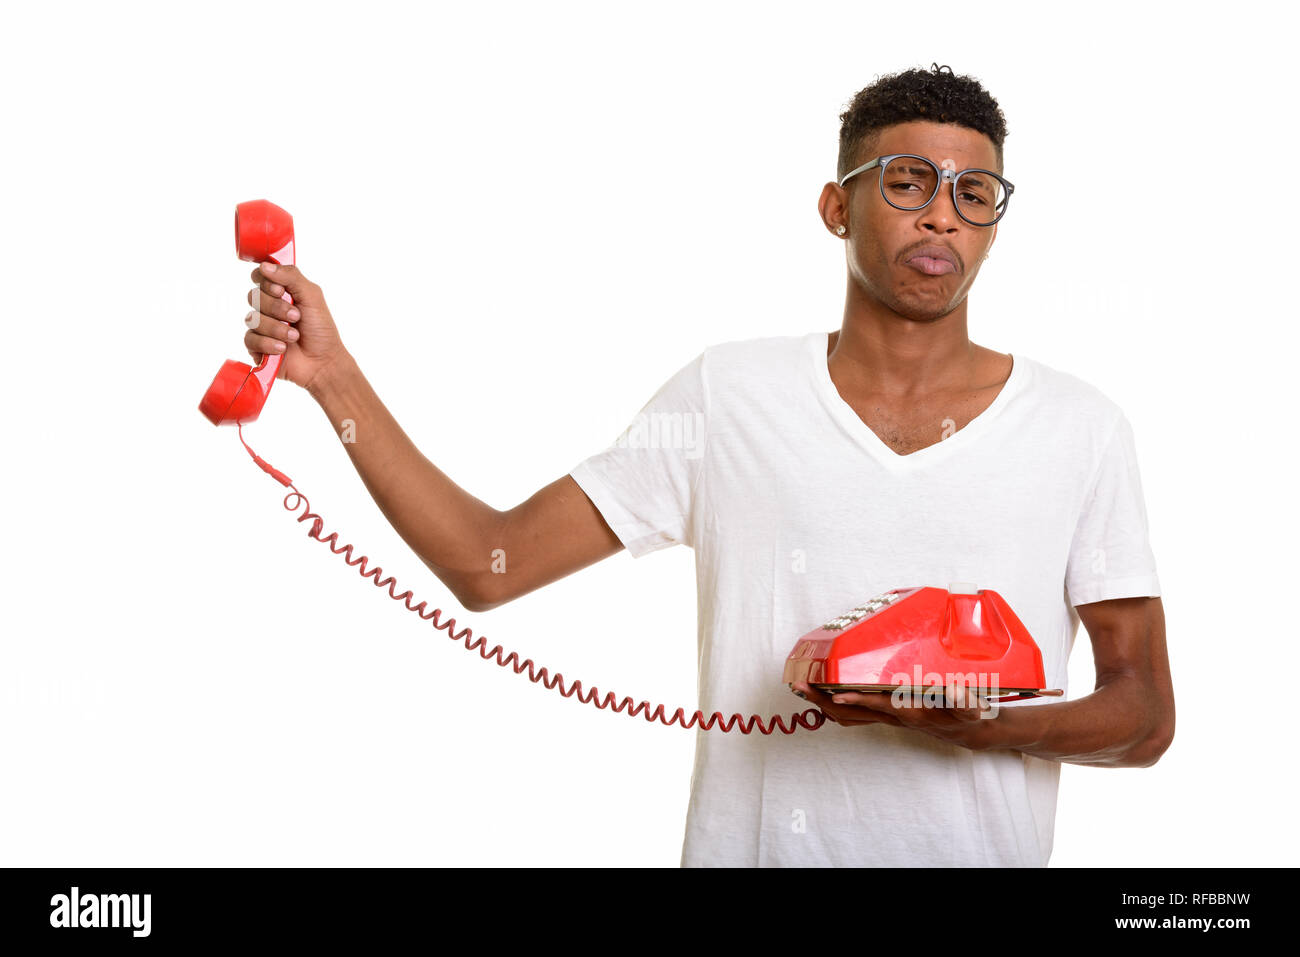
[903, 245, 959, 277]
[906, 257, 956, 276]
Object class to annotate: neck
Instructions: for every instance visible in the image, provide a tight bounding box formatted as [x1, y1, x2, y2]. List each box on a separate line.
[829, 281, 982, 399]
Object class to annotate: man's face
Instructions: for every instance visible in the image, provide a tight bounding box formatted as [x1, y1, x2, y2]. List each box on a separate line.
[838, 120, 1001, 322]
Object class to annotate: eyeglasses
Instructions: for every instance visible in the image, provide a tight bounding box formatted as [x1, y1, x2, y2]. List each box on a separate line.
[838, 153, 1015, 227]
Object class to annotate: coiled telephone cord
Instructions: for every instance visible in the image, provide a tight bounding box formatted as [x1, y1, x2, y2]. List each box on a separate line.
[236, 425, 825, 735]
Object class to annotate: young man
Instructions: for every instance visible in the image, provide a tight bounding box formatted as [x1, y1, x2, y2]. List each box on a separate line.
[240, 64, 1174, 867]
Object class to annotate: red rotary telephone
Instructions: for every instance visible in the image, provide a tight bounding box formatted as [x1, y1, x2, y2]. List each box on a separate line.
[783, 584, 1063, 702]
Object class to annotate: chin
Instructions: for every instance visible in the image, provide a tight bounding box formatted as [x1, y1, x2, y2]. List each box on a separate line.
[891, 294, 960, 322]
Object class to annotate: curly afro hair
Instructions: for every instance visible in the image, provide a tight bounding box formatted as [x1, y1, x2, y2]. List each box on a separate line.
[837, 63, 1008, 183]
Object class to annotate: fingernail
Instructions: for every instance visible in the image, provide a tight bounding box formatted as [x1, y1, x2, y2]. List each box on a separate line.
[832, 695, 848, 704]
[288, 328, 299, 341]
[244, 310, 257, 328]
[287, 307, 300, 320]
[262, 262, 277, 273]
[273, 340, 285, 351]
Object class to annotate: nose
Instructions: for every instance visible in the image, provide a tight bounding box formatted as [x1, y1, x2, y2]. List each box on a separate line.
[918, 182, 962, 233]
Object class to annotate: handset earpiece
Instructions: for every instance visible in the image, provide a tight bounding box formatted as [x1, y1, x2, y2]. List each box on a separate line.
[198, 199, 296, 426]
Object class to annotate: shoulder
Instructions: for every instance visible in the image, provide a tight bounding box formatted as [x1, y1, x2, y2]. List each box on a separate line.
[1014, 354, 1128, 437]
[699, 332, 820, 383]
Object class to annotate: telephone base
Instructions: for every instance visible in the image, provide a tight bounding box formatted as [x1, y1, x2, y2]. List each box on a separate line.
[807, 683, 1065, 701]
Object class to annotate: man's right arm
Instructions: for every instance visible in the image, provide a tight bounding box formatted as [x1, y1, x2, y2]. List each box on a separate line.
[307, 353, 625, 613]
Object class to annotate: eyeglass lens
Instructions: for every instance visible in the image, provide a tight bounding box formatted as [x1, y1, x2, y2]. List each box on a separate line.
[881, 156, 1006, 225]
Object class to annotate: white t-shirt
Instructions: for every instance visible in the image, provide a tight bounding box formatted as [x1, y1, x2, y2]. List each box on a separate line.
[568, 331, 1161, 867]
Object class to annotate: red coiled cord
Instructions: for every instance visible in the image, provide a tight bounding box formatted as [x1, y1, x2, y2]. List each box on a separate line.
[236, 425, 825, 735]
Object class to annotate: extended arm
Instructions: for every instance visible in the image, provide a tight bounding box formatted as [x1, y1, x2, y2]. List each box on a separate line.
[308, 354, 625, 613]
[243, 262, 626, 614]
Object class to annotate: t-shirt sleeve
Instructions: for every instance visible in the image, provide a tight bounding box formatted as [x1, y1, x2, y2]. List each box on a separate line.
[568, 349, 710, 558]
[1065, 412, 1162, 606]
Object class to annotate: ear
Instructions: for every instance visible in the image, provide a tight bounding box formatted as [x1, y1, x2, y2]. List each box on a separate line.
[818, 181, 849, 236]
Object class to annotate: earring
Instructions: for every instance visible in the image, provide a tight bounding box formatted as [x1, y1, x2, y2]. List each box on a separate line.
[836, 225, 846, 236]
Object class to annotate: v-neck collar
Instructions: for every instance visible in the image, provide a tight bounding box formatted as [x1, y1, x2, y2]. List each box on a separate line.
[807, 331, 1029, 472]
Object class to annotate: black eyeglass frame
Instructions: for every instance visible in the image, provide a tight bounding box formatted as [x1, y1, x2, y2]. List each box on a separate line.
[838, 153, 1015, 227]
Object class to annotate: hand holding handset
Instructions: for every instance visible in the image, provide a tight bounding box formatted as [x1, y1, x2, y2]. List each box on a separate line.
[198, 199, 296, 426]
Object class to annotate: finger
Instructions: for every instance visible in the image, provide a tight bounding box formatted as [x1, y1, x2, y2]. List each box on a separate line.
[797, 685, 903, 728]
[255, 262, 315, 302]
[830, 690, 894, 711]
[249, 264, 297, 317]
[793, 681, 843, 703]
[839, 691, 918, 727]
[879, 687, 987, 729]
[249, 265, 285, 296]
[243, 309, 299, 344]
[828, 707, 903, 727]
[247, 285, 300, 323]
[790, 684, 847, 724]
[830, 689, 919, 722]
[248, 265, 292, 303]
[943, 684, 998, 719]
[792, 682, 836, 709]
[895, 684, 989, 722]
[244, 328, 287, 359]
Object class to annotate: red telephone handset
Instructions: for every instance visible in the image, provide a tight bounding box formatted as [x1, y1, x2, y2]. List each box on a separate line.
[198, 199, 296, 426]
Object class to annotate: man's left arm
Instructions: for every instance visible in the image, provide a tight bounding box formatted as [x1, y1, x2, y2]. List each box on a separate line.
[992, 595, 1173, 767]
[793, 595, 1175, 768]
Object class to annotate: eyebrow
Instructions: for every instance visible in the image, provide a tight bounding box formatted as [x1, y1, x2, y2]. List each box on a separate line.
[886, 161, 1001, 188]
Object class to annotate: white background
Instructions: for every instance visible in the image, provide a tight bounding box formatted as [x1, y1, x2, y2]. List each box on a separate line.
[2, 0, 1296, 867]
